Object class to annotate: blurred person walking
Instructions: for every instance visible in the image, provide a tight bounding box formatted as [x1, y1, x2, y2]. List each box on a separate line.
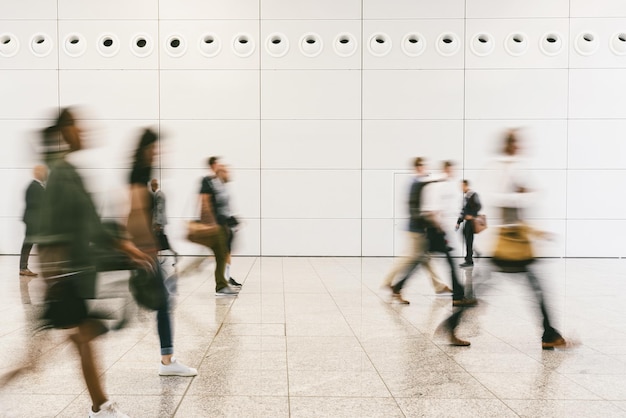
[382, 158, 452, 296]
[488, 129, 568, 350]
[193, 156, 239, 296]
[128, 129, 198, 377]
[19, 165, 47, 277]
[35, 108, 150, 417]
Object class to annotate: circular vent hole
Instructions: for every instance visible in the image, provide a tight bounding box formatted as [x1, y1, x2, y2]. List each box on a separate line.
[170, 39, 180, 48]
[583, 34, 594, 42]
[103, 38, 113, 47]
[136, 38, 146, 48]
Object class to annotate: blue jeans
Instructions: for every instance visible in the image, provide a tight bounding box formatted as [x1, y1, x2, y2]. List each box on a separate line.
[156, 268, 173, 355]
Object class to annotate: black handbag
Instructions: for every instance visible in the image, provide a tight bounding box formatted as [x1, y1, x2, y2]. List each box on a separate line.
[129, 265, 168, 311]
[427, 227, 451, 253]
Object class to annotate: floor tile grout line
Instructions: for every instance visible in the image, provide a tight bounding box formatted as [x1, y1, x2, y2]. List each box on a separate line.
[305, 256, 407, 416]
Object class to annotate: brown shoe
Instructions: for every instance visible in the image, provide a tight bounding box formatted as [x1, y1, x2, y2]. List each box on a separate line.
[19, 269, 38, 277]
[453, 298, 478, 307]
[450, 335, 471, 346]
[542, 337, 567, 350]
[392, 292, 410, 304]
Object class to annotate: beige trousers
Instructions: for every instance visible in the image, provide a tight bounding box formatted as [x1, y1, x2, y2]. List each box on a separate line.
[382, 231, 450, 292]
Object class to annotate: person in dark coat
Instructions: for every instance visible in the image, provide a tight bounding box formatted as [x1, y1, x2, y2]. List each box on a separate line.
[19, 165, 47, 276]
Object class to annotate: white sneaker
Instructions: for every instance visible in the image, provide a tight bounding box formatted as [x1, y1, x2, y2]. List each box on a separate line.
[215, 285, 239, 296]
[88, 401, 129, 418]
[158, 358, 198, 377]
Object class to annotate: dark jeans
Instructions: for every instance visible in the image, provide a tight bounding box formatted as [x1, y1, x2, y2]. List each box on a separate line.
[463, 221, 475, 263]
[19, 241, 33, 270]
[526, 267, 561, 341]
[156, 267, 173, 355]
[392, 232, 465, 300]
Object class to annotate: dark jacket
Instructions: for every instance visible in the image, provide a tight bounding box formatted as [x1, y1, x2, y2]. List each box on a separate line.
[457, 190, 482, 225]
[23, 180, 45, 229]
[38, 158, 113, 270]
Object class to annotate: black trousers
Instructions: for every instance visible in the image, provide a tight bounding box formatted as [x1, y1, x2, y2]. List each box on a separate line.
[19, 224, 36, 270]
[463, 220, 475, 263]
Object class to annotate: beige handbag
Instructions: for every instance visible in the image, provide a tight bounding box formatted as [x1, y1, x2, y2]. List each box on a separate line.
[473, 214, 487, 234]
[492, 223, 534, 272]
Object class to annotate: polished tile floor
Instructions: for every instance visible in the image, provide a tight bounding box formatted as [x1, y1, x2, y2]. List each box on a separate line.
[1, 255, 626, 417]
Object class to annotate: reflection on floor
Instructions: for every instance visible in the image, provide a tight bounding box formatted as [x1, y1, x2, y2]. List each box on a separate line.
[0, 255, 625, 417]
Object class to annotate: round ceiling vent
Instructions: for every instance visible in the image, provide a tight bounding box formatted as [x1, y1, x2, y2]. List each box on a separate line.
[401, 33, 426, 57]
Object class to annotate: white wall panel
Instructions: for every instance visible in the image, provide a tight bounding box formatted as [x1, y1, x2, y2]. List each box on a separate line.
[222, 169, 261, 220]
[0, 71, 58, 119]
[362, 170, 395, 219]
[261, 120, 360, 169]
[466, 0, 568, 18]
[0, 120, 55, 168]
[392, 172, 415, 219]
[465, 19, 569, 69]
[465, 69, 568, 119]
[261, 219, 361, 256]
[159, 120, 260, 169]
[571, 0, 626, 18]
[363, 70, 464, 119]
[260, 20, 361, 70]
[531, 219, 566, 258]
[569, 69, 626, 118]
[58, 21, 158, 69]
[159, 20, 259, 70]
[261, 0, 360, 20]
[363, 20, 464, 70]
[158, 168, 206, 219]
[0, 21, 58, 69]
[262, 170, 360, 219]
[567, 171, 626, 219]
[261, 70, 360, 119]
[464, 120, 568, 170]
[3, 1, 56, 19]
[566, 220, 626, 257]
[160, 70, 259, 119]
[569, 19, 626, 69]
[363, 0, 464, 19]
[362, 219, 393, 256]
[232, 218, 260, 255]
[159, 0, 259, 20]
[0, 218, 26, 255]
[362, 120, 464, 170]
[59, 0, 158, 19]
[568, 120, 626, 169]
[1, 169, 32, 218]
[59, 70, 158, 119]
